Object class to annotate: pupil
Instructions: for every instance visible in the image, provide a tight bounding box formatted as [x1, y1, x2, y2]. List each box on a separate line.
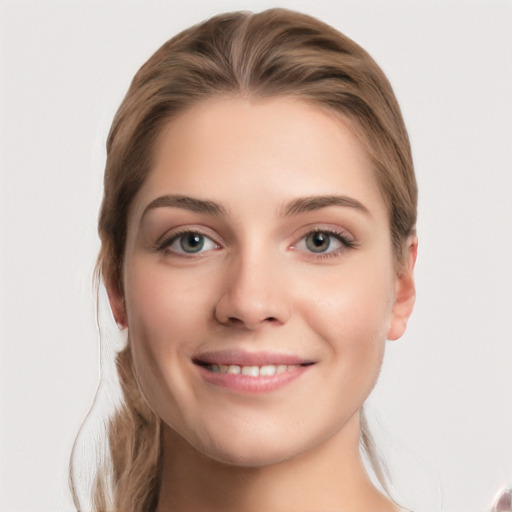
[307, 232, 330, 252]
[181, 233, 204, 253]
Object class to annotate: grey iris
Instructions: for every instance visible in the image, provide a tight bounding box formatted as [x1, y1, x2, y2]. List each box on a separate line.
[306, 231, 330, 252]
[181, 233, 204, 253]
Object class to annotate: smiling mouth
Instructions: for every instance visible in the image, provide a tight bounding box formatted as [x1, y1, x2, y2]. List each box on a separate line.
[194, 361, 314, 377]
[192, 355, 315, 393]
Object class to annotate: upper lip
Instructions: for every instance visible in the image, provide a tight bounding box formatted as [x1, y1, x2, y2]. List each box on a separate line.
[192, 349, 315, 367]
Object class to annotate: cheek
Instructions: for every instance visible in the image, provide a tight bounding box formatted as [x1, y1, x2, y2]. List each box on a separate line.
[122, 261, 212, 420]
[124, 261, 211, 350]
[296, 261, 393, 383]
[300, 260, 393, 331]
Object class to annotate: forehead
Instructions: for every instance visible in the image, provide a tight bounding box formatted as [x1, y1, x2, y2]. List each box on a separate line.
[130, 96, 386, 222]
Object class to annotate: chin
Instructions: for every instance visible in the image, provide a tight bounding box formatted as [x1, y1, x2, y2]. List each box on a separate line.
[175, 421, 308, 468]
[200, 440, 301, 468]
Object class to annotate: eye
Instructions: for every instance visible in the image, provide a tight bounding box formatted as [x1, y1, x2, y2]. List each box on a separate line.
[159, 231, 219, 255]
[293, 229, 355, 256]
[305, 231, 335, 253]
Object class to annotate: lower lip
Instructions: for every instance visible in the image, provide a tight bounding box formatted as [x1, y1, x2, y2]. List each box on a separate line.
[195, 364, 312, 394]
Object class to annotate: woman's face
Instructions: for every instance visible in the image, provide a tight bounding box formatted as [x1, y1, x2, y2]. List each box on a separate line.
[113, 96, 415, 466]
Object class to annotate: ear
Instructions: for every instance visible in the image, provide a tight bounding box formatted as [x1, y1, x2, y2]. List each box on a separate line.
[387, 235, 418, 341]
[106, 278, 127, 329]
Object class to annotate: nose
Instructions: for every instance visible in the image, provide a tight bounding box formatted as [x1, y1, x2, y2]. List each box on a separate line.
[214, 251, 291, 330]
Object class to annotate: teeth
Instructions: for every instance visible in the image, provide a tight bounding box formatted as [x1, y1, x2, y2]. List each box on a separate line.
[276, 365, 288, 374]
[207, 364, 298, 376]
[259, 365, 276, 376]
[227, 365, 241, 375]
[241, 366, 259, 377]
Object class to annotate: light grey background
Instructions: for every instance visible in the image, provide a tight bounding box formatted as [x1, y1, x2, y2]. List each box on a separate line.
[1, 1, 511, 511]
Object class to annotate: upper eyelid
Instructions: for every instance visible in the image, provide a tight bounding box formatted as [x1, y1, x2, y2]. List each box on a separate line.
[291, 224, 355, 244]
[299, 232, 351, 245]
[289, 227, 358, 257]
[172, 233, 218, 253]
[156, 226, 222, 248]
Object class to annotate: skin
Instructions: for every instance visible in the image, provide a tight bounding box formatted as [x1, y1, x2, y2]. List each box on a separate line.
[109, 96, 417, 512]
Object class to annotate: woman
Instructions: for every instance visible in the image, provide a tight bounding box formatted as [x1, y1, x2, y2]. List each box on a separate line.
[71, 8, 417, 511]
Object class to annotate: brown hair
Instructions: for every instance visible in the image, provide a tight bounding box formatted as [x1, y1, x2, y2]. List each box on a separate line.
[71, 8, 417, 511]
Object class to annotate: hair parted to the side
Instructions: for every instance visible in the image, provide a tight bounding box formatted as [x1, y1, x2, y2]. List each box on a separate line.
[71, 8, 417, 511]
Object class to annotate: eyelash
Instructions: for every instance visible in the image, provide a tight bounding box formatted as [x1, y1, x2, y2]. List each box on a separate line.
[156, 228, 221, 256]
[292, 227, 357, 260]
[156, 227, 357, 259]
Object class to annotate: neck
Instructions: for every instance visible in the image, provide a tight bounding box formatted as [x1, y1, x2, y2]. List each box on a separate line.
[155, 413, 399, 512]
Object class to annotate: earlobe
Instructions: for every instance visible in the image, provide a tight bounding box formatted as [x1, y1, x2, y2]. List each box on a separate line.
[387, 236, 418, 341]
[106, 279, 127, 329]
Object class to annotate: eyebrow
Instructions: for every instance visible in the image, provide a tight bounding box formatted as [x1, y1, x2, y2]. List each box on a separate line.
[281, 194, 370, 216]
[141, 194, 228, 219]
[141, 193, 370, 220]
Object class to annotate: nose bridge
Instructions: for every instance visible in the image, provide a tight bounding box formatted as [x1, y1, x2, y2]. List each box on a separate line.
[214, 239, 290, 328]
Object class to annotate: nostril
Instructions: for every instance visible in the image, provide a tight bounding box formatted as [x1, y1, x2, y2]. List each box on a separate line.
[223, 315, 279, 329]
